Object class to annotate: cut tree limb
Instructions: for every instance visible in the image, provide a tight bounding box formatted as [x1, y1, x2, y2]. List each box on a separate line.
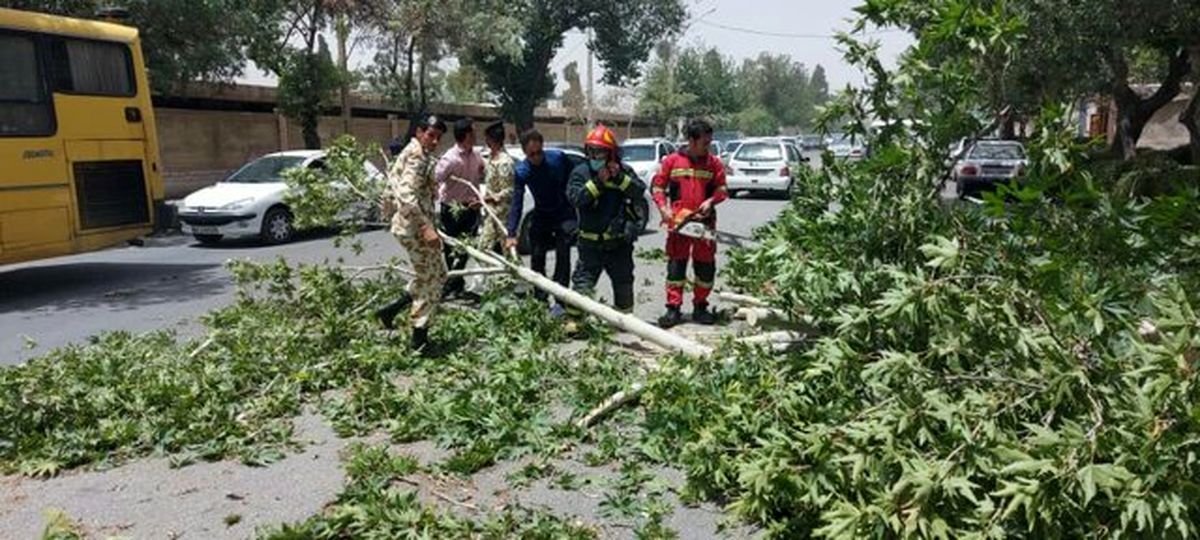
[576, 382, 645, 428]
[734, 307, 790, 327]
[441, 234, 714, 359]
[713, 290, 770, 308]
[448, 176, 519, 259]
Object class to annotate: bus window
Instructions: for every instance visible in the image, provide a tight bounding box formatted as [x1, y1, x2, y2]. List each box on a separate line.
[0, 33, 54, 137]
[49, 37, 135, 97]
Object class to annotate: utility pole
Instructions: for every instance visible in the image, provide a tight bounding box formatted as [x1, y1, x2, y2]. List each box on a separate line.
[586, 29, 595, 127]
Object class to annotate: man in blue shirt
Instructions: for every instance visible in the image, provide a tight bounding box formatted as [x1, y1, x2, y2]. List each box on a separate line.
[504, 129, 577, 295]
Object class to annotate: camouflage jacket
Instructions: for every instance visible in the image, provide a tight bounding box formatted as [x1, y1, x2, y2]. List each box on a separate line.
[386, 138, 438, 236]
[483, 150, 516, 211]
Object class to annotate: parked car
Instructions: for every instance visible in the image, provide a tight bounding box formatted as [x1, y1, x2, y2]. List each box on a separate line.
[828, 134, 868, 159]
[720, 139, 745, 162]
[622, 137, 677, 183]
[800, 134, 826, 150]
[493, 145, 652, 255]
[953, 140, 1028, 199]
[178, 151, 382, 245]
[724, 138, 805, 198]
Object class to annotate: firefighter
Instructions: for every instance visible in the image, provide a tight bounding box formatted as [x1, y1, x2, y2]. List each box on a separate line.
[652, 118, 729, 328]
[567, 124, 646, 312]
[376, 115, 449, 353]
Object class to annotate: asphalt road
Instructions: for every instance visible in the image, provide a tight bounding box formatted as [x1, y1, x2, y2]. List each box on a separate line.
[0, 196, 790, 366]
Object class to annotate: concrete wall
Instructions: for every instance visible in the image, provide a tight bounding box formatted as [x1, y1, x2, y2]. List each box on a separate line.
[153, 83, 658, 199]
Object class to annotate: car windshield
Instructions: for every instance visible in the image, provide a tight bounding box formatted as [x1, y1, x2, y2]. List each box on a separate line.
[734, 143, 784, 162]
[226, 156, 307, 183]
[969, 143, 1025, 160]
[623, 145, 657, 162]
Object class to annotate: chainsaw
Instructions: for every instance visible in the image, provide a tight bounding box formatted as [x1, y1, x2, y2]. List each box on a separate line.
[670, 208, 716, 241]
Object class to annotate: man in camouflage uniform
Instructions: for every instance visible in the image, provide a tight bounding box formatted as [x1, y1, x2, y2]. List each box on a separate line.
[376, 115, 448, 353]
[479, 121, 515, 255]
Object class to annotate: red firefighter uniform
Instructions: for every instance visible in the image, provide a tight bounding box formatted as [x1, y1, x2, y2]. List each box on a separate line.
[651, 151, 729, 309]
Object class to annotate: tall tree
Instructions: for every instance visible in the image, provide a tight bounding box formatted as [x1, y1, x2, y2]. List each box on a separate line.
[4, 0, 278, 91]
[738, 53, 814, 129]
[462, 0, 687, 131]
[810, 64, 830, 107]
[443, 62, 489, 104]
[674, 47, 740, 122]
[561, 61, 587, 124]
[635, 41, 695, 136]
[263, 0, 347, 149]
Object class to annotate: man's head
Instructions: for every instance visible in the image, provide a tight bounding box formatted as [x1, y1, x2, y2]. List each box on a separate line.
[685, 118, 714, 158]
[453, 118, 475, 149]
[520, 129, 545, 165]
[584, 124, 619, 172]
[414, 115, 447, 152]
[484, 121, 505, 151]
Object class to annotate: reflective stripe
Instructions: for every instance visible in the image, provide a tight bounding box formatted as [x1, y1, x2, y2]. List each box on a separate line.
[585, 181, 600, 198]
[670, 168, 714, 180]
[619, 175, 632, 190]
[665, 280, 687, 286]
[714, 186, 728, 192]
[695, 280, 714, 289]
[651, 186, 667, 193]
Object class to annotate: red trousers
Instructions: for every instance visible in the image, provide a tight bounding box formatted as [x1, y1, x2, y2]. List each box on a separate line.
[665, 232, 716, 308]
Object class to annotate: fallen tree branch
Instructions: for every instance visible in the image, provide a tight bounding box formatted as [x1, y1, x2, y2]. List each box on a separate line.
[734, 307, 791, 327]
[447, 175, 519, 259]
[713, 290, 770, 308]
[441, 234, 714, 359]
[576, 382, 645, 428]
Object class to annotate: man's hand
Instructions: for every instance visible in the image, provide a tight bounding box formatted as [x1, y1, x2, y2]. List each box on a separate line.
[658, 206, 674, 229]
[421, 224, 441, 246]
[596, 164, 613, 183]
[504, 237, 518, 251]
[695, 200, 714, 219]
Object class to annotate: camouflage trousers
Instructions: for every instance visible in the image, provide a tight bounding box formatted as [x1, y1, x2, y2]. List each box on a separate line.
[478, 205, 511, 253]
[396, 232, 448, 329]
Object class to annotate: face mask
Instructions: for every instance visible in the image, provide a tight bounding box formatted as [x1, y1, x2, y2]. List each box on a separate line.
[589, 159, 607, 172]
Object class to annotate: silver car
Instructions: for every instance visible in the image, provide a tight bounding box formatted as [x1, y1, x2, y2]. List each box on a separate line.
[725, 139, 805, 198]
[953, 140, 1028, 199]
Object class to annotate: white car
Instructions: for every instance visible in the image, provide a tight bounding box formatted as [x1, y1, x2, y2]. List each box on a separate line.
[177, 150, 382, 245]
[621, 138, 677, 182]
[725, 139, 804, 198]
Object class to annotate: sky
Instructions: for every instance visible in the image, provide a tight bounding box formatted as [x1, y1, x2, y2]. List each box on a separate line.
[240, 0, 914, 113]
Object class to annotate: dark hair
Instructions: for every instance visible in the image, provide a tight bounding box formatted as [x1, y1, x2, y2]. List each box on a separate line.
[519, 128, 544, 148]
[684, 118, 714, 141]
[484, 121, 505, 144]
[453, 118, 474, 143]
[415, 114, 447, 133]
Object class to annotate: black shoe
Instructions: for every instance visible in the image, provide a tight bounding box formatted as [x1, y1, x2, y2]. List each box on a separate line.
[375, 293, 412, 330]
[657, 307, 684, 329]
[410, 327, 430, 353]
[458, 291, 483, 303]
[693, 304, 717, 325]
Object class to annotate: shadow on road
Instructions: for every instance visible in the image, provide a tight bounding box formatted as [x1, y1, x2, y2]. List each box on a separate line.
[0, 261, 227, 315]
[182, 227, 355, 251]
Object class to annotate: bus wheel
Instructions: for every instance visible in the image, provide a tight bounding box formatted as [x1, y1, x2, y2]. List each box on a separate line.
[195, 234, 223, 245]
[261, 207, 295, 244]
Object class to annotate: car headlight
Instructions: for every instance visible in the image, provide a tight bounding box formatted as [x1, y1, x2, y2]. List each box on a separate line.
[219, 198, 255, 211]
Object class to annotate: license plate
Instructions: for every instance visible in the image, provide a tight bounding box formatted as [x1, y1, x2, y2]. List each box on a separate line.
[191, 225, 219, 235]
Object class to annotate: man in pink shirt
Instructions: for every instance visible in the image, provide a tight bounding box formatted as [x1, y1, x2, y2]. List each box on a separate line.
[435, 118, 486, 298]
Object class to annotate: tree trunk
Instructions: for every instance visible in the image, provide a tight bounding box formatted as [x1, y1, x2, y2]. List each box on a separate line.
[336, 15, 351, 136]
[300, 0, 323, 150]
[1107, 47, 1190, 160]
[1183, 46, 1200, 166]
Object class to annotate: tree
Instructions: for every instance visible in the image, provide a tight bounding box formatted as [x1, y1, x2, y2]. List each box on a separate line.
[262, 0, 347, 149]
[810, 65, 830, 107]
[4, 0, 277, 91]
[675, 47, 741, 122]
[462, 0, 687, 131]
[737, 53, 814, 129]
[734, 105, 778, 136]
[443, 62, 490, 104]
[561, 61, 587, 124]
[635, 41, 696, 136]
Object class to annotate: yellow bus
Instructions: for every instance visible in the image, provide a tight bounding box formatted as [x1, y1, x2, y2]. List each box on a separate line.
[0, 7, 163, 265]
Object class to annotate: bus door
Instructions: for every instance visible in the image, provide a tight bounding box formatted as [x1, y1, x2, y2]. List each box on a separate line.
[49, 36, 153, 237]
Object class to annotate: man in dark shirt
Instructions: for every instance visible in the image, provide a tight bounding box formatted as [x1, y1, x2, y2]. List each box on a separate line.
[505, 129, 577, 297]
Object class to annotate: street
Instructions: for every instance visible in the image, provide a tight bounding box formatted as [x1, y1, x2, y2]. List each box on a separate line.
[0, 197, 789, 366]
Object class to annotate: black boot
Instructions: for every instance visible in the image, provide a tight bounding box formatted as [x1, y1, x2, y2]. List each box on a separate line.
[410, 326, 430, 354]
[657, 306, 684, 329]
[375, 293, 412, 330]
[693, 304, 717, 325]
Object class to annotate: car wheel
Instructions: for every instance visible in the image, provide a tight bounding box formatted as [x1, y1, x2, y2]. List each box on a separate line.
[194, 234, 222, 245]
[261, 206, 295, 244]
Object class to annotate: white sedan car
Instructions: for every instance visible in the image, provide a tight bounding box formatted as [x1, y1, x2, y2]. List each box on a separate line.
[724, 139, 804, 198]
[177, 150, 382, 245]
